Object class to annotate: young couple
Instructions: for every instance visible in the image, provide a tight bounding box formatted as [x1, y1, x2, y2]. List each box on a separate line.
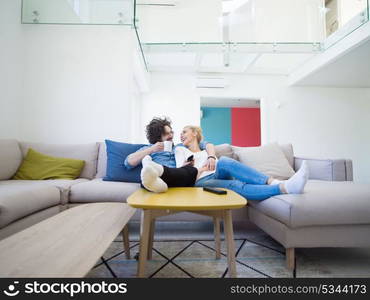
[125, 117, 309, 201]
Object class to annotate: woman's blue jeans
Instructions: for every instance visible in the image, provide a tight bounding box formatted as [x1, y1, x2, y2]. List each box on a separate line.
[195, 156, 281, 201]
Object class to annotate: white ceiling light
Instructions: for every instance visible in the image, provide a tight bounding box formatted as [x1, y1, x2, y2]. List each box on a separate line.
[195, 77, 227, 89]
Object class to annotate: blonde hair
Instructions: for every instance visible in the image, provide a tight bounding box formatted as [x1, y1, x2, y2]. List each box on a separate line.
[184, 125, 204, 144]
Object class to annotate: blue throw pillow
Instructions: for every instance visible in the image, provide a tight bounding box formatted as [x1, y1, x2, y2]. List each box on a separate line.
[103, 139, 147, 183]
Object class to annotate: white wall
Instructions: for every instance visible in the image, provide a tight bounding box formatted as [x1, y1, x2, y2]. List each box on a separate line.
[0, 0, 23, 139]
[141, 73, 201, 144]
[142, 72, 370, 183]
[130, 77, 144, 144]
[1, 0, 142, 144]
[20, 25, 136, 144]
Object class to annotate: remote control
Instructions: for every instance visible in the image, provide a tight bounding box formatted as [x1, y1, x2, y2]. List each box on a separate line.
[203, 187, 227, 195]
[187, 155, 194, 162]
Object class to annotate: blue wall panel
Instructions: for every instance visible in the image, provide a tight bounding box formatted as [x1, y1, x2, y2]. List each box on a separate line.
[201, 107, 231, 145]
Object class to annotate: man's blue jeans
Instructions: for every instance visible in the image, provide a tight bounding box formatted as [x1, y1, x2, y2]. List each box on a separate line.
[195, 156, 281, 201]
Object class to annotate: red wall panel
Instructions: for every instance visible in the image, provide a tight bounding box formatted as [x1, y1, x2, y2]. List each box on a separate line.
[231, 108, 261, 147]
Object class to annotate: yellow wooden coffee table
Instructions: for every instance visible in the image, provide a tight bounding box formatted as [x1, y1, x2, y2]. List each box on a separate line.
[127, 187, 247, 278]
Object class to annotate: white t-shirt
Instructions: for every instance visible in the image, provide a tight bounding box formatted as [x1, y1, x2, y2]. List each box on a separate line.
[175, 146, 217, 180]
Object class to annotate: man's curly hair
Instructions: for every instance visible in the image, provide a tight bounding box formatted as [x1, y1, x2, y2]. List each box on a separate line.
[145, 117, 172, 144]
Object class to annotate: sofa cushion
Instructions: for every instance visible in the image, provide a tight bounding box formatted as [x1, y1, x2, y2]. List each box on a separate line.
[0, 139, 22, 180]
[13, 148, 85, 180]
[103, 139, 147, 183]
[0, 206, 61, 241]
[19, 142, 99, 179]
[96, 142, 107, 178]
[249, 180, 370, 228]
[279, 143, 294, 168]
[0, 185, 60, 229]
[70, 178, 140, 203]
[0, 179, 89, 204]
[214, 144, 238, 160]
[232, 143, 295, 180]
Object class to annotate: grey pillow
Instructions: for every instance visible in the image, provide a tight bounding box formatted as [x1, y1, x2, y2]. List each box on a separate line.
[231, 143, 295, 180]
[0, 139, 22, 180]
[214, 144, 238, 160]
[279, 143, 294, 168]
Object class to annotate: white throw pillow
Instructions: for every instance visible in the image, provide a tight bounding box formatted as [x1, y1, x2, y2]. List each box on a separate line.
[232, 143, 295, 180]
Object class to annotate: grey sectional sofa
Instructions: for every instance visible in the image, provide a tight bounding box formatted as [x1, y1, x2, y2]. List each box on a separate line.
[1, 139, 370, 270]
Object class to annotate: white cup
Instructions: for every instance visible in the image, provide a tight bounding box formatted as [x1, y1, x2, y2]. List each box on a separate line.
[163, 141, 173, 152]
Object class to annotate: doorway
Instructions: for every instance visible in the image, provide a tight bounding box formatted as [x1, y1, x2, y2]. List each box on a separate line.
[200, 97, 261, 147]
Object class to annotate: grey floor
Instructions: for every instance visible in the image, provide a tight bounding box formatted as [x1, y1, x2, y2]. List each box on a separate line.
[86, 221, 370, 278]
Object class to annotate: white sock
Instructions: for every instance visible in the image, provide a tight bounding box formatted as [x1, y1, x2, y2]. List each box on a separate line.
[283, 161, 309, 194]
[142, 155, 164, 176]
[270, 179, 283, 185]
[141, 165, 168, 193]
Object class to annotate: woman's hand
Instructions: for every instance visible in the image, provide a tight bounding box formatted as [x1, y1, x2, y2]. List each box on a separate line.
[206, 157, 216, 171]
[182, 161, 194, 167]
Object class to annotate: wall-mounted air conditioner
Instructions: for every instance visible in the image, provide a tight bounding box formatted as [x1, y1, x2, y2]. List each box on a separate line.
[137, 1, 177, 6]
[195, 77, 227, 89]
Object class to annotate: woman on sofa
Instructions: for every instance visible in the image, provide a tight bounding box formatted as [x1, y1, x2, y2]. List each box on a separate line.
[141, 125, 309, 201]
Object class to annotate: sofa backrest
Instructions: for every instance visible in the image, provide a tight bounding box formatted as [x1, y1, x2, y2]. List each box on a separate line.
[95, 142, 295, 179]
[19, 142, 99, 180]
[0, 139, 23, 180]
[96, 142, 107, 178]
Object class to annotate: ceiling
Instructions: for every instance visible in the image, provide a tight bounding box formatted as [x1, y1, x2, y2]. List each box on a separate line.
[145, 52, 316, 75]
[295, 39, 370, 87]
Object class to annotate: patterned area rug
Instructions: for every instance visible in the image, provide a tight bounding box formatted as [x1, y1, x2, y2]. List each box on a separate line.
[86, 233, 370, 278]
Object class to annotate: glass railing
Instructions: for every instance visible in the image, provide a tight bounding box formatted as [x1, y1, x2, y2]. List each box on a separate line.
[20, 0, 370, 73]
[22, 0, 135, 25]
[135, 0, 325, 44]
[134, 25, 148, 71]
[136, 0, 369, 72]
[135, 0, 369, 45]
[323, 0, 369, 49]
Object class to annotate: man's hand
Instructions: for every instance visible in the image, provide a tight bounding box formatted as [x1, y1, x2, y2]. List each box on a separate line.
[206, 157, 216, 171]
[150, 142, 164, 153]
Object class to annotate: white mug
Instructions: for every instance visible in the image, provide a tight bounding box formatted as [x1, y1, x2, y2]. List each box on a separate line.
[163, 141, 173, 152]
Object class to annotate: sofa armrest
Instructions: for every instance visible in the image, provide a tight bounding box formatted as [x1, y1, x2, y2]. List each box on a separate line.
[294, 157, 353, 181]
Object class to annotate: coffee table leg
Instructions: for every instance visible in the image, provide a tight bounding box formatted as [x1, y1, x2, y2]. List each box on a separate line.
[122, 225, 130, 259]
[213, 217, 221, 259]
[223, 209, 237, 278]
[147, 219, 155, 260]
[137, 209, 152, 278]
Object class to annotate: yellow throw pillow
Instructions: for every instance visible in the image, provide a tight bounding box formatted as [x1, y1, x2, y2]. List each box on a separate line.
[13, 148, 85, 180]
